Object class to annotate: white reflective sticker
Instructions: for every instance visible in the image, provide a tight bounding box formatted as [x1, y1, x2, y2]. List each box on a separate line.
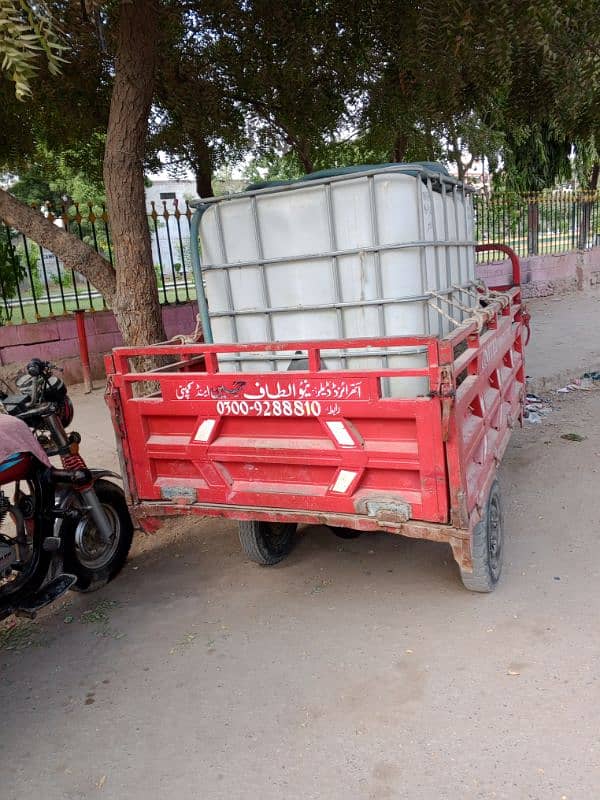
[331, 469, 357, 494]
[326, 420, 355, 447]
[194, 419, 216, 442]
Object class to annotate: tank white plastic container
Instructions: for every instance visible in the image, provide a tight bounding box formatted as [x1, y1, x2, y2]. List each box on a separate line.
[196, 164, 477, 396]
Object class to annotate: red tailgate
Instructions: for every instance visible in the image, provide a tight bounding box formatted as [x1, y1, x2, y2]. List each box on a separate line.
[108, 339, 449, 525]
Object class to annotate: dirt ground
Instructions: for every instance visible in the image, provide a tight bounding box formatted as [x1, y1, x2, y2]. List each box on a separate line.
[2, 291, 600, 800]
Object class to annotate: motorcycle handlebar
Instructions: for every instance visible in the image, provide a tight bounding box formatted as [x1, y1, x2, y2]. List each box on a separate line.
[16, 402, 55, 421]
[26, 359, 62, 377]
[27, 358, 48, 377]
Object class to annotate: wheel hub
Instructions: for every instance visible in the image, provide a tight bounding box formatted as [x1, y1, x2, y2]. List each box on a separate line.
[74, 505, 120, 570]
[264, 523, 290, 549]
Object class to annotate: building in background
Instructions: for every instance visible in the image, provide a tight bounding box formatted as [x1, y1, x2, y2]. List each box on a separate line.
[145, 178, 198, 210]
[144, 177, 246, 278]
[446, 157, 491, 193]
[145, 180, 197, 279]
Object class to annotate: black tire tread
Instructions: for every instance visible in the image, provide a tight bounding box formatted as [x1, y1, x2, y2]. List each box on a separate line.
[0, 489, 52, 610]
[460, 518, 494, 592]
[460, 480, 502, 593]
[238, 520, 295, 566]
[329, 526, 361, 539]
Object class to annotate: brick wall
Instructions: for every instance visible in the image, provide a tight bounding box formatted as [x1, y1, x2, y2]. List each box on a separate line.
[0, 301, 198, 384]
[478, 246, 600, 297]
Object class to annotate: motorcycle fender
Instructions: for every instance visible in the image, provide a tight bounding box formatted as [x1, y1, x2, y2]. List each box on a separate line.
[52, 471, 121, 537]
[88, 469, 122, 482]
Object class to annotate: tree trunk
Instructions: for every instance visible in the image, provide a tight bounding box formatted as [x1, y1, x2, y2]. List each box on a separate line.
[193, 139, 214, 198]
[195, 167, 213, 198]
[454, 154, 472, 183]
[296, 141, 314, 174]
[590, 163, 599, 191]
[577, 163, 599, 249]
[0, 189, 116, 302]
[103, 0, 165, 347]
[390, 132, 408, 163]
[0, 1, 166, 351]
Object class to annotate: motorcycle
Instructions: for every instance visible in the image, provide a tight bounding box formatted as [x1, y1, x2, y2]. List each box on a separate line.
[0, 358, 133, 620]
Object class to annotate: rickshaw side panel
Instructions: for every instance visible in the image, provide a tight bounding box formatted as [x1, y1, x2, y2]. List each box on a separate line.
[440, 290, 525, 526]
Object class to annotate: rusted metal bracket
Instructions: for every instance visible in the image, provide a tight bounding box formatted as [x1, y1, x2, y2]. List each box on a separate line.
[437, 366, 455, 442]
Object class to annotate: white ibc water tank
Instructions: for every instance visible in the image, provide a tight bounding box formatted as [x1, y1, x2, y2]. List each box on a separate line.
[197, 164, 477, 395]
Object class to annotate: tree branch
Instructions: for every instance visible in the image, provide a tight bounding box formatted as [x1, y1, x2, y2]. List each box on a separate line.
[0, 189, 116, 303]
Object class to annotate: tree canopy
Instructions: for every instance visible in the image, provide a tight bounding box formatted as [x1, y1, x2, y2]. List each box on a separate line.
[0, 0, 599, 345]
[3, 0, 600, 197]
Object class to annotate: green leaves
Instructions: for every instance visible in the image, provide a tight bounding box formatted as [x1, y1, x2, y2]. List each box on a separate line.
[2, 0, 599, 194]
[0, 231, 26, 324]
[0, 0, 66, 100]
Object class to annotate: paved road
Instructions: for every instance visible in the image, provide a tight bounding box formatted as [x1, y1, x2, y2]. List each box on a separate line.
[1, 294, 599, 800]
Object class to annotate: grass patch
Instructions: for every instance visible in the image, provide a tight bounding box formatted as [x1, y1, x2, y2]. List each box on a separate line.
[0, 621, 42, 652]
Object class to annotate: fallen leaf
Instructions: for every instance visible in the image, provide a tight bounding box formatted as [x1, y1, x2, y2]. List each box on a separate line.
[97, 775, 106, 789]
[507, 669, 520, 676]
[405, 649, 413, 654]
[561, 432, 586, 442]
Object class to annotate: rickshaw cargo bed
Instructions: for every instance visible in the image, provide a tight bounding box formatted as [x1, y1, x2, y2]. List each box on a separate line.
[104, 283, 525, 590]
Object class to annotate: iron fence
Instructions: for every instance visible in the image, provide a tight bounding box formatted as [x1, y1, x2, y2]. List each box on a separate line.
[0, 199, 196, 325]
[1, 191, 600, 325]
[474, 191, 600, 263]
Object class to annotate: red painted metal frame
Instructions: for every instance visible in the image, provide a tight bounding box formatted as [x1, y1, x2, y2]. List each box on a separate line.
[477, 242, 531, 346]
[105, 279, 525, 572]
[438, 290, 525, 537]
[74, 310, 92, 394]
[476, 243, 521, 288]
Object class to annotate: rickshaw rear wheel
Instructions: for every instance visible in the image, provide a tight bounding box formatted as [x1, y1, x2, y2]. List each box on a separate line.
[460, 480, 503, 593]
[238, 520, 297, 565]
[329, 526, 361, 539]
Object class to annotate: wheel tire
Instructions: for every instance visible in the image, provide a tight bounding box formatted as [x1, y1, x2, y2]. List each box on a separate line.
[238, 520, 296, 565]
[329, 526, 361, 539]
[460, 480, 503, 593]
[62, 480, 134, 592]
[0, 472, 52, 610]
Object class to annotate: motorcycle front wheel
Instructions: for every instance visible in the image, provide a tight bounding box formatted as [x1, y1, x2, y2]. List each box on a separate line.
[61, 479, 134, 592]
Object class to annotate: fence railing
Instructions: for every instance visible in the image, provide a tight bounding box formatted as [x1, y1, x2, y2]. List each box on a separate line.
[474, 191, 600, 262]
[0, 199, 196, 325]
[1, 191, 600, 324]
